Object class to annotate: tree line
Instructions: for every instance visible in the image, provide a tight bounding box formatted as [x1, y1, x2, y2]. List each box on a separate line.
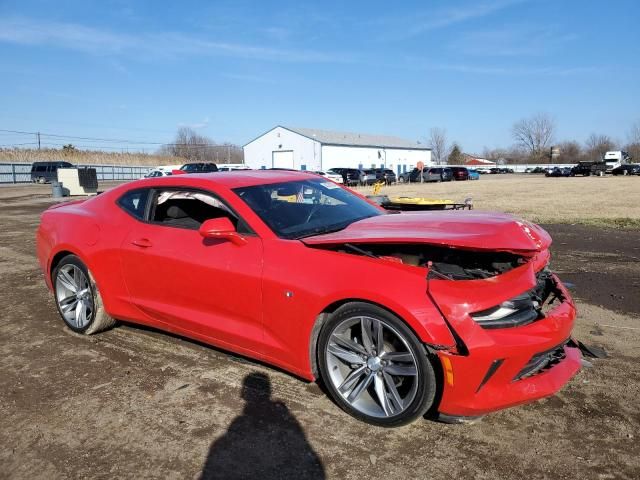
[429, 115, 640, 165]
[158, 127, 244, 164]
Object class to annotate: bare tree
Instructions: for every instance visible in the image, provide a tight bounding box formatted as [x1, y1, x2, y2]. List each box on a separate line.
[512, 113, 555, 161]
[629, 120, 640, 144]
[557, 140, 582, 163]
[585, 133, 616, 160]
[159, 127, 244, 164]
[624, 121, 640, 161]
[428, 127, 448, 165]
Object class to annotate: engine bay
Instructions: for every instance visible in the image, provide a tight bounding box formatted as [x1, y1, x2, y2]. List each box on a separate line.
[320, 243, 527, 280]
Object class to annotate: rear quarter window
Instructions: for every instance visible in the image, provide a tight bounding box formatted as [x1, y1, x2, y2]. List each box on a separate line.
[118, 189, 150, 220]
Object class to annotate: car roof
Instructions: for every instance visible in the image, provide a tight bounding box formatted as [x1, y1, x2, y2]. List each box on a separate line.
[126, 169, 319, 190]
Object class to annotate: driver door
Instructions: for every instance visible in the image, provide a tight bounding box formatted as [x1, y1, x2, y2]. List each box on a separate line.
[119, 188, 264, 354]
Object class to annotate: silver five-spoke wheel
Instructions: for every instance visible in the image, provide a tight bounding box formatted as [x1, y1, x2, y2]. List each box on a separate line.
[55, 264, 94, 330]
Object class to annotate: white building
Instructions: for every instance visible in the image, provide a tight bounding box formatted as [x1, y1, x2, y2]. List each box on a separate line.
[243, 126, 431, 175]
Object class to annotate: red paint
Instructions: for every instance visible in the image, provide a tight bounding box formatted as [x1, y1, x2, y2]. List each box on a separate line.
[36, 171, 579, 416]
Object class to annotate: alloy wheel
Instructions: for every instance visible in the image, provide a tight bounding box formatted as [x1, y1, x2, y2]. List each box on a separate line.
[325, 316, 420, 418]
[55, 264, 94, 330]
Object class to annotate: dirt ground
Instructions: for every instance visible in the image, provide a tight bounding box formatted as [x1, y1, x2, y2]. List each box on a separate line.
[1, 180, 639, 480]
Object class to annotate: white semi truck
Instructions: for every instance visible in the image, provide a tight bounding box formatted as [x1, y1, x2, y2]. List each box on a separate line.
[603, 151, 631, 172]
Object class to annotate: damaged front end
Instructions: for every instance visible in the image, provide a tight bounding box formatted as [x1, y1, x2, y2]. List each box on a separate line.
[307, 237, 581, 417]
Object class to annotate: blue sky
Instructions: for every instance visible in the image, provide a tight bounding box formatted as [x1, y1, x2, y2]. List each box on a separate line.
[0, 0, 638, 153]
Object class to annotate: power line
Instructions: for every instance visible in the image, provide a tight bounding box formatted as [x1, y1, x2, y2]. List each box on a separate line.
[0, 128, 240, 148]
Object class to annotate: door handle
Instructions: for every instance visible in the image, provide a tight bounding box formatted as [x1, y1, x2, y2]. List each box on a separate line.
[131, 238, 153, 248]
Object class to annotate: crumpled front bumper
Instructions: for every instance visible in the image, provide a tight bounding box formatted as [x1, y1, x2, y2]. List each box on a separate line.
[435, 273, 581, 417]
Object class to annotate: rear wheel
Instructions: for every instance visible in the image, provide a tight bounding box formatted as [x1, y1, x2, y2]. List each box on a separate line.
[53, 255, 115, 334]
[318, 303, 436, 427]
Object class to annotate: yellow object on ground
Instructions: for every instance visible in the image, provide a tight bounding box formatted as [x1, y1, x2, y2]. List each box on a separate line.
[372, 181, 385, 195]
[390, 196, 456, 205]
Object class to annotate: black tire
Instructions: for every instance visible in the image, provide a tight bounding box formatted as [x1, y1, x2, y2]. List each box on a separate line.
[398, 177, 405, 183]
[52, 254, 116, 335]
[317, 302, 437, 427]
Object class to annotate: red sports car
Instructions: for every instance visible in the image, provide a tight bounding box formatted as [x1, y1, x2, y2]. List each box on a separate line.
[36, 170, 581, 426]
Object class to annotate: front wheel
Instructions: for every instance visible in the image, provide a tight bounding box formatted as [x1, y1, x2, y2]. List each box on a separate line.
[318, 303, 437, 427]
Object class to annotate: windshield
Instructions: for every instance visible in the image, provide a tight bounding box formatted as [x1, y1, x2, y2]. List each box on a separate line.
[233, 178, 383, 239]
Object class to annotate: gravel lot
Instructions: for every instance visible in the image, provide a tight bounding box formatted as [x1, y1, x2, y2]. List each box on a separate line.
[0, 180, 639, 479]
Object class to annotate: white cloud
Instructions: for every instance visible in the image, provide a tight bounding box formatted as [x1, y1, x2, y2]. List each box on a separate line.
[451, 25, 578, 57]
[0, 17, 349, 64]
[374, 0, 528, 40]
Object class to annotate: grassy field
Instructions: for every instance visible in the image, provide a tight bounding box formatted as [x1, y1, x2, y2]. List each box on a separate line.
[356, 174, 640, 228]
[0, 147, 184, 166]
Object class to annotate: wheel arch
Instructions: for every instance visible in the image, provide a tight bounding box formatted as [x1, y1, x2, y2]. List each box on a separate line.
[308, 298, 442, 380]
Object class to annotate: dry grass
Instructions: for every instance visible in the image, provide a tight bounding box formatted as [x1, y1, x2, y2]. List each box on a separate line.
[0, 148, 184, 166]
[355, 175, 640, 228]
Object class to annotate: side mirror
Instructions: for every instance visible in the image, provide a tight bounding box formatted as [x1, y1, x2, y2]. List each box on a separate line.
[199, 217, 247, 246]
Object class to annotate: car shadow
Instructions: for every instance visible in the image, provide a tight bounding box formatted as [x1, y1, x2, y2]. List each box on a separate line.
[198, 372, 325, 480]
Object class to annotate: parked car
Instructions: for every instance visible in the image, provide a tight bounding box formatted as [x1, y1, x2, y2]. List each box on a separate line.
[218, 165, 251, 172]
[36, 170, 580, 427]
[529, 167, 547, 174]
[468, 169, 480, 180]
[144, 169, 172, 178]
[398, 167, 452, 183]
[361, 169, 378, 185]
[376, 168, 397, 184]
[424, 167, 453, 182]
[546, 167, 572, 177]
[449, 166, 469, 181]
[397, 168, 422, 183]
[489, 168, 501, 174]
[328, 168, 362, 186]
[313, 170, 344, 183]
[30, 161, 74, 183]
[173, 163, 219, 175]
[611, 164, 640, 176]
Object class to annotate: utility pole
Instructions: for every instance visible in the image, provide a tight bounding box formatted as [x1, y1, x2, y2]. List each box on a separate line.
[37, 132, 41, 150]
[227, 145, 230, 163]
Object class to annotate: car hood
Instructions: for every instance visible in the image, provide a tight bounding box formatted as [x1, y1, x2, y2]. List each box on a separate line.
[301, 211, 551, 254]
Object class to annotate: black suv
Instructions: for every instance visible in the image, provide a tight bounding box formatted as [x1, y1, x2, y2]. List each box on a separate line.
[328, 168, 363, 186]
[375, 168, 397, 184]
[31, 161, 74, 183]
[179, 163, 219, 173]
[612, 164, 640, 176]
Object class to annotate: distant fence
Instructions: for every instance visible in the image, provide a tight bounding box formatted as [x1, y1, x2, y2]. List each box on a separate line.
[0, 162, 150, 184]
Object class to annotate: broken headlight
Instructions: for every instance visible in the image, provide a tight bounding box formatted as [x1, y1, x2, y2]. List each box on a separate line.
[471, 292, 540, 329]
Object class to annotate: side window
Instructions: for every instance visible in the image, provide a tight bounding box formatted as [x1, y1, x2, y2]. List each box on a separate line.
[150, 190, 252, 234]
[118, 189, 150, 220]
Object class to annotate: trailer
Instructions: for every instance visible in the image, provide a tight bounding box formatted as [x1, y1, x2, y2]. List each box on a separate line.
[570, 161, 608, 176]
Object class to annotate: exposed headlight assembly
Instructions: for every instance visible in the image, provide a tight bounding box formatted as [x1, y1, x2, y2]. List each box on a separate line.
[471, 292, 540, 329]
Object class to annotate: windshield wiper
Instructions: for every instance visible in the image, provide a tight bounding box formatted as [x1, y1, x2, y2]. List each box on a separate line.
[294, 223, 351, 240]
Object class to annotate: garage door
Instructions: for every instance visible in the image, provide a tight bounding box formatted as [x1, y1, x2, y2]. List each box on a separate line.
[272, 150, 294, 169]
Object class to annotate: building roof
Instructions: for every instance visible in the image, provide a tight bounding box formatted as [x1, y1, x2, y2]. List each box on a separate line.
[463, 154, 496, 166]
[245, 125, 429, 150]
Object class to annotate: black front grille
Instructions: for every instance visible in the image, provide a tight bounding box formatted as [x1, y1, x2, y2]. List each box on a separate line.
[514, 341, 568, 381]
